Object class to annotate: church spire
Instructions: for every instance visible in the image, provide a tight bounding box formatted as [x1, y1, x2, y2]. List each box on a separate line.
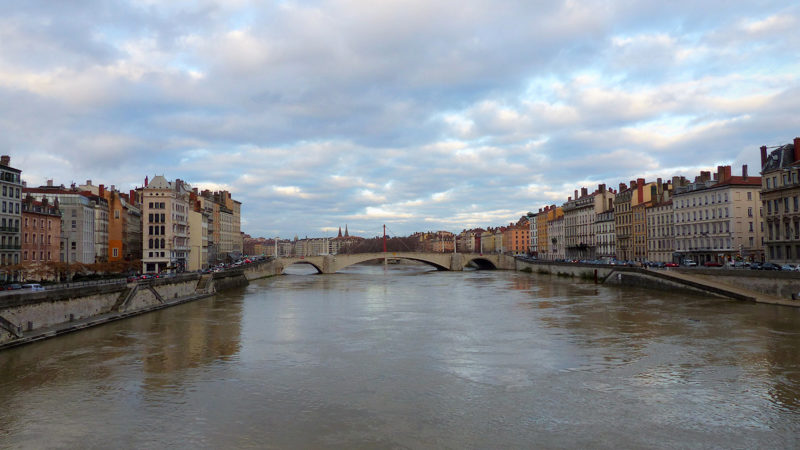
[337, 227, 342, 238]
[344, 224, 349, 237]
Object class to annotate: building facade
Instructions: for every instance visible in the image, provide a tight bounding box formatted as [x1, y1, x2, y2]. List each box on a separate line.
[595, 209, 615, 260]
[21, 195, 61, 280]
[674, 165, 762, 264]
[141, 176, 191, 274]
[646, 200, 674, 263]
[760, 138, 800, 263]
[0, 155, 22, 281]
[614, 183, 634, 261]
[26, 182, 96, 265]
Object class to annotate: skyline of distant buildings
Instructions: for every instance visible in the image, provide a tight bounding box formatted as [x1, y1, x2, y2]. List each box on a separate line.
[3, 135, 800, 281]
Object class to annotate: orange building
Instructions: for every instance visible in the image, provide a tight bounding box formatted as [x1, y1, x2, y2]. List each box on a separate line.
[502, 218, 531, 255]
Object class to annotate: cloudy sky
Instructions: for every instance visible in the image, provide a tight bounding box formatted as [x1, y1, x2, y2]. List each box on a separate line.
[3, 1, 799, 238]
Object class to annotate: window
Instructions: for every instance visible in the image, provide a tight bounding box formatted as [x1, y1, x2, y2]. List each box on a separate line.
[114, 210, 120, 219]
[112, 248, 118, 258]
[746, 192, 751, 201]
[71, 242, 76, 250]
[748, 207, 753, 217]
[749, 222, 754, 232]
[71, 220, 76, 229]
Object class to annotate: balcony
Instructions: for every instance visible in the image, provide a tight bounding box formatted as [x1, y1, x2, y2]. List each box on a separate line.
[0, 244, 21, 250]
[0, 226, 19, 233]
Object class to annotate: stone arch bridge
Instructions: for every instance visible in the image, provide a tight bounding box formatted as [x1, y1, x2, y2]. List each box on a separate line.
[269, 252, 517, 274]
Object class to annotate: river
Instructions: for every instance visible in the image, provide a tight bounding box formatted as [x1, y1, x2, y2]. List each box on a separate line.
[1, 262, 799, 448]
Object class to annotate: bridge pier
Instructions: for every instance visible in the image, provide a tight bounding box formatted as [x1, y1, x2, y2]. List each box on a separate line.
[322, 255, 336, 274]
[450, 253, 464, 271]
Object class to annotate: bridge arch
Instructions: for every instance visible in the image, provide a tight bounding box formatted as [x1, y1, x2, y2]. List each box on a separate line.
[333, 254, 449, 272]
[281, 260, 323, 274]
[463, 256, 498, 270]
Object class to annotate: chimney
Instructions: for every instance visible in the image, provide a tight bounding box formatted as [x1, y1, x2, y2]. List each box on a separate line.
[619, 183, 627, 192]
[630, 180, 636, 189]
[794, 137, 800, 163]
[86, 179, 92, 186]
[574, 189, 578, 200]
[599, 183, 606, 193]
[637, 181, 644, 203]
[0, 155, 9, 166]
[47, 179, 53, 187]
[581, 187, 588, 197]
[99, 184, 105, 197]
[725, 166, 732, 181]
[111, 185, 115, 192]
[761, 145, 768, 167]
[742, 164, 748, 180]
[568, 196, 572, 202]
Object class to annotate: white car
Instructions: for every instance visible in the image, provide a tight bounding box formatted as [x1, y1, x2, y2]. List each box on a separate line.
[22, 283, 45, 291]
[683, 259, 697, 267]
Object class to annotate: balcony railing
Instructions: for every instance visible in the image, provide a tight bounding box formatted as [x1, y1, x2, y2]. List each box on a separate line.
[0, 244, 21, 250]
[0, 226, 20, 233]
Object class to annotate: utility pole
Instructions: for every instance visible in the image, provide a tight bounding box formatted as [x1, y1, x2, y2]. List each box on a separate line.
[383, 224, 387, 269]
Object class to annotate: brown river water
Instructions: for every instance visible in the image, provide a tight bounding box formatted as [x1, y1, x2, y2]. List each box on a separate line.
[1, 262, 799, 448]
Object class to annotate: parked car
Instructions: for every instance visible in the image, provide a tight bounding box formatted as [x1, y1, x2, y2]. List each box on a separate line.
[703, 261, 723, 267]
[5, 283, 22, 290]
[781, 264, 796, 271]
[761, 262, 782, 271]
[749, 262, 763, 270]
[683, 259, 697, 267]
[21, 283, 45, 291]
[665, 262, 679, 268]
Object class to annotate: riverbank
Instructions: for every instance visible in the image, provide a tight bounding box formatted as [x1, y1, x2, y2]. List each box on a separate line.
[0, 260, 278, 351]
[517, 259, 800, 307]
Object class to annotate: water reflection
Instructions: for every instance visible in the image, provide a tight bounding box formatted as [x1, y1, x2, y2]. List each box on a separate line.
[0, 293, 244, 443]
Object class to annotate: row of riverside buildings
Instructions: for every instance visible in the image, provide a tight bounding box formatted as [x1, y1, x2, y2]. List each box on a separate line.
[522, 138, 800, 265]
[0, 158, 243, 282]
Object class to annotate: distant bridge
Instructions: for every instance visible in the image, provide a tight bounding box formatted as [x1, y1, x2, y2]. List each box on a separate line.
[270, 252, 517, 274]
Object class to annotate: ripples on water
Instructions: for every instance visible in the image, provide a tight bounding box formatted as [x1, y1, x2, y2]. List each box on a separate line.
[1, 262, 799, 448]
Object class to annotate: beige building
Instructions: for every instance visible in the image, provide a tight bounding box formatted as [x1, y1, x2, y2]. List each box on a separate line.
[547, 214, 565, 260]
[631, 179, 657, 262]
[646, 199, 674, 263]
[595, 209, 615, 260]
[563, 185, 615, 260]
[141, 176, 191, 273]
[673, 165, 762, 264]
[614, 183, 634, 261]
[188, 208, 209, 271]
[760, 138, 800, 263]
